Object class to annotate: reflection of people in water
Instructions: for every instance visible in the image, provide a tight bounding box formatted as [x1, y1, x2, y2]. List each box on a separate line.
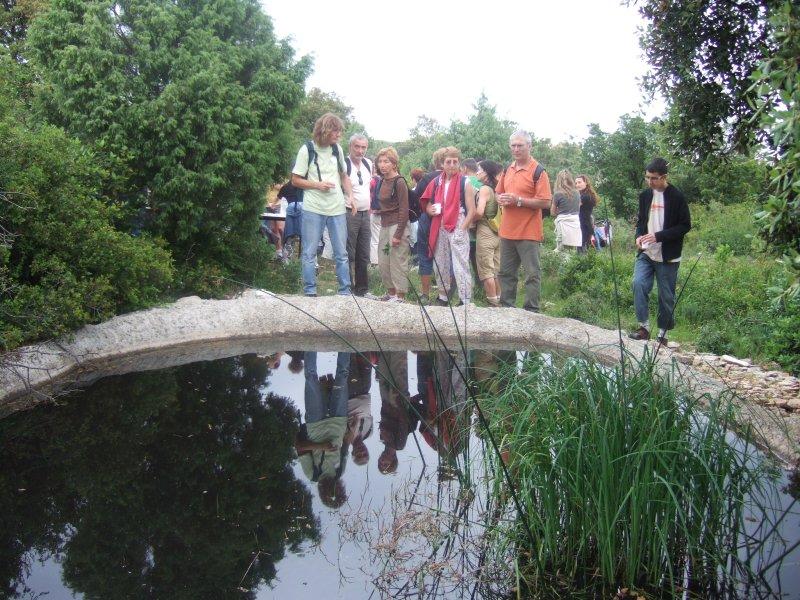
[347, 352, 374, 466]
[416, 351, 470, 480]
[287, 350, 305, 374]
[295, 351, 349, 508]
[376, 351, 420, 474]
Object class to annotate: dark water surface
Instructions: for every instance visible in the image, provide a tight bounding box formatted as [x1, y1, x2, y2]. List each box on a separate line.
[1, 350, 510, 599]
[1, 350, 798, 599]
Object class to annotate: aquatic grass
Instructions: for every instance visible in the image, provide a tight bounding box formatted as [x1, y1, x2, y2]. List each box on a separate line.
[482, 351, 776, 597]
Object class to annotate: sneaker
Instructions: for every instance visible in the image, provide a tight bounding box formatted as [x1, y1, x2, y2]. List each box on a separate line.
[364, 292, 384, 300]
[385, 296, 404, 304]
[304, 293, 317, 297]
[628, 326, 650, 341]
[655, 335, 668, 347]
[435, 297, 449, 307]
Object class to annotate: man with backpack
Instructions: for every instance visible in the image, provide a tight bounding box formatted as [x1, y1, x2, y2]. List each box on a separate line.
[496, 130, 552, 312]
[345, 134, 373, 296]
[291, 113, 355, 297]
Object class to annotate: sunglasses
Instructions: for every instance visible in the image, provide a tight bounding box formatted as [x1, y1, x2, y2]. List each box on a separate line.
[356, 170, 363, 185]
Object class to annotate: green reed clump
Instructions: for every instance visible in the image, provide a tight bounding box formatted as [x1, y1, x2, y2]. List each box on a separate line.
[483, 351, 768, 597]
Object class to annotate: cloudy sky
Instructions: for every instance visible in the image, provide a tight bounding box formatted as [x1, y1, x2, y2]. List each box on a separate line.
[263, 0, 664, 143]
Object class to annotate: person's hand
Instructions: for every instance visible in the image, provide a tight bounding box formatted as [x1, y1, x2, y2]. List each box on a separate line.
[350, 201, 357, 215]
[318, 181, 335, 192]
[497, 193, 514, 206]
[391, 236, 401, 247]
[636, 233, 656, 248]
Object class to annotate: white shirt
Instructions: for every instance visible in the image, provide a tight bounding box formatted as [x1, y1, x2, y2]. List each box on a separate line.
[346, 157, 373, 211]
[644, 189, 666, 262]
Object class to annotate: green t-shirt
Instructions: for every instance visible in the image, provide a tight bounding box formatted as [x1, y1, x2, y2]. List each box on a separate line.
[298, 416, 347, 482]
[292, 142, 347, 216]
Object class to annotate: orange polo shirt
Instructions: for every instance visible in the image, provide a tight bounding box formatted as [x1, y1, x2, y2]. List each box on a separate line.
[495, 159, 552, 241]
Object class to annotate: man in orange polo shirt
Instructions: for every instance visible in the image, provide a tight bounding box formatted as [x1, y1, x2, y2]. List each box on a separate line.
[495, 130, 552, 311]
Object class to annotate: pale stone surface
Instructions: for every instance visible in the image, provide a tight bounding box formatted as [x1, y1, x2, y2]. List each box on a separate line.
[1, 291, 798, 465]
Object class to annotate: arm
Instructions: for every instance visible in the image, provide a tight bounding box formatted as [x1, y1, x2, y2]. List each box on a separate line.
[341, 169, 356, 215]
[460, 182, 477, 230]
[475, 186, 490, 218]
[550, 193, 559, 216]
[392, 179, 409, 245]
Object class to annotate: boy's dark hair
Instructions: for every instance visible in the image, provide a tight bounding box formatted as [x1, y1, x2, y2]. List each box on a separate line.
[462, 158, 479, 173]
[645, 157, 669, 175]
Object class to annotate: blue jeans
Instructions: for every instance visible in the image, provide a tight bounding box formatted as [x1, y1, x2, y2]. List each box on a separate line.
[301, 211, 350, 295]
[303, 352, 350, 423]
[416, 212, 433, 276]
[633, 252, 680, 331]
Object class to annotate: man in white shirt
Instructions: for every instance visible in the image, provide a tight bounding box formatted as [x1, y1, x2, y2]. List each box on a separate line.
[345, 134, 373, 296]
[629, 158, 692, 346]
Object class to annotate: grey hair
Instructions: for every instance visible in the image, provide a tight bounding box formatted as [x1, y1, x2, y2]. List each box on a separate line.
[509, 130, 532, 145]
[349, 133, 368, 145]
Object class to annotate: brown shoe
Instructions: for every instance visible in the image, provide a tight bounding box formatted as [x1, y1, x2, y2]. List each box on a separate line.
[655, 335, 668, 347]
[628, 326, 650, 341]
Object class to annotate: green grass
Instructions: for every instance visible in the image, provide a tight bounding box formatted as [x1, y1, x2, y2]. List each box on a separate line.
[480, 351, 775, 598]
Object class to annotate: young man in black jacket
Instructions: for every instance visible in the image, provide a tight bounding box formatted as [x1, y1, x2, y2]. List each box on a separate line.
[629, 158, 691, 346]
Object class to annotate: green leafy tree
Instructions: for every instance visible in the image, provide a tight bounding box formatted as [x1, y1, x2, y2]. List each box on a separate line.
[26, 0, 310, 285]
[582, 115, 660, 218]
[631, 0, 780, 157]
[752, 1, 800, 299]
[0, 60, 174, 350]
[449, 93, 516, 163]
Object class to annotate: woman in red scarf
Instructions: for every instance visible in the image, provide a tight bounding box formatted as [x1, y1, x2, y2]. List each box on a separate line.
[419, 147, 476, 305]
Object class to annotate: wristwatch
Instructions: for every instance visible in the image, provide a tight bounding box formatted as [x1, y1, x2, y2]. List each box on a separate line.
[516, 196, 523, 207]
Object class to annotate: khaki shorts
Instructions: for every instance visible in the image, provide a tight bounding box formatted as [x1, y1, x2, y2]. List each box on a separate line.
[475, 221, 500, 281]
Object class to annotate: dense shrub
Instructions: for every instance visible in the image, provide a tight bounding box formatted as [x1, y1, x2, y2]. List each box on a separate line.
[687, 202, 760, 255]
[0, 104, 174, 350]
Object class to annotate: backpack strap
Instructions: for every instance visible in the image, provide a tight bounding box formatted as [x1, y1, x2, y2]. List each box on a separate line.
[305, 140, 320, 181]
[331, 143, 344, 173]
[345, 156, 352, 176]
[361, 157, 371, 172]
[533, 163, 545, 184]
[504, 162, 545, 185]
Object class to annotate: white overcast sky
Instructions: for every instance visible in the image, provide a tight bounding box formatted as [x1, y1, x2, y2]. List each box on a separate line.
[263, 0, 664, 143]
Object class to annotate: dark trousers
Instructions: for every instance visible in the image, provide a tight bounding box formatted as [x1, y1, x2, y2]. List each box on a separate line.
[498, 238, 541, 312]
[347, 210, 371, 296]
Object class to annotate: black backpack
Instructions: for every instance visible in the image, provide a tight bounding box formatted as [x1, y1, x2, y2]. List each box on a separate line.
[374, 176, 421, 223]
[345, 156, 372, 176]
[297, 140, 344, 202]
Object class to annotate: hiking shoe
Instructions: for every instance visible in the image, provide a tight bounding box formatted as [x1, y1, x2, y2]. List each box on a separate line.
[628, 326, 650, 341]
[385, 296, 404, 304]
[655, 334, 668, 347]
[435, 297, 449, 307]
[364, 292, 385, 301]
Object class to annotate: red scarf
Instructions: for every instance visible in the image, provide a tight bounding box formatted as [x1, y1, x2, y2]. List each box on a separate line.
[427, 173, 463, 256]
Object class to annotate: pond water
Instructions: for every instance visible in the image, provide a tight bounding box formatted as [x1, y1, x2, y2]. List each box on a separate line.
[0, 349, 797, 599]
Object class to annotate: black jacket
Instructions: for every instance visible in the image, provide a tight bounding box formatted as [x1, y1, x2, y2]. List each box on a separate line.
[635, 184, 691, 262]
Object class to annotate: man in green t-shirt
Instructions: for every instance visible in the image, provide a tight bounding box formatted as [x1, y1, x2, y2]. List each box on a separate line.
[291, 113, 355, 296]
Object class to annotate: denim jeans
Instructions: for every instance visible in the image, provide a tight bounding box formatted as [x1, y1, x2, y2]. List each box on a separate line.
[633, 252, 679, 331]
[301, 211, 350, 295]
[303, 351, 350, 423]
[415, 212, 433, 276]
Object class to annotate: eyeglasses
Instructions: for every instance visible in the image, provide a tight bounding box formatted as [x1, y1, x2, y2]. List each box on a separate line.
[356, 170, 363, 185]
